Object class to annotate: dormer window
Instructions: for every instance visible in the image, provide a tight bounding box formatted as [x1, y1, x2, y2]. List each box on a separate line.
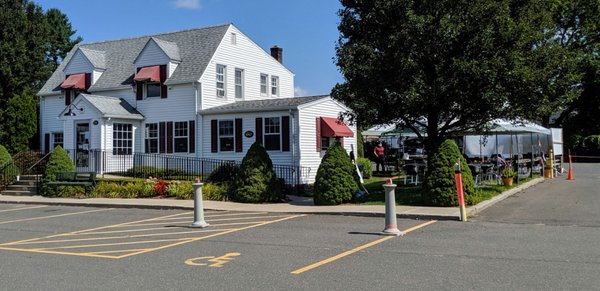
[61, 73, 90, 105]
[135, 65, 167, 100]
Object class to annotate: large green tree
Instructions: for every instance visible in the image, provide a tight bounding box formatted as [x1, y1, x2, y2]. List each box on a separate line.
[0, 0, 80, 153]
[0, 89, 38, 153]
[332, 0, 554, 165]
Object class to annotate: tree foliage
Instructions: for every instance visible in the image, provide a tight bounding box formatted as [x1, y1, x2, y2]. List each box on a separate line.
[0, 89, 38, 154]
[0, 145, 12, 166]
[313, 141, 358, 205]
[333, 0, 553, 156]
[423, 140, 476, 207]
[0, 0, 81, 152]
[232, 142, 282, 203]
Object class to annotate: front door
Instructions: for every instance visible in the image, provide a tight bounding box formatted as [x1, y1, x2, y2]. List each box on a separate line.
[76, 122, 90, 168]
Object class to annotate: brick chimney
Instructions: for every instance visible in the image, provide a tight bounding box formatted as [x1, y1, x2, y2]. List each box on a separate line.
[270, 45, 283, 63]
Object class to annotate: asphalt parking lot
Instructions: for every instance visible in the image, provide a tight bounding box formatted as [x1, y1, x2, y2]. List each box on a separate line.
[0, 204, 437, 290]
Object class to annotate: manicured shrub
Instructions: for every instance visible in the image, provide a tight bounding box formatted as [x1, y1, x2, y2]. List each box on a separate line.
[356, 157, 372, 179]
[0, 145, 11, 166]
[232, 142, 282, 203]
[207, 162, 239, 183]
[423, 140, 477, 206]
[203, 182, 231, 201]
[153, 179, 169, 197]
[313, 141, 358, 205]
[168, 181, 194, 199]
[40, 146, 75, 196]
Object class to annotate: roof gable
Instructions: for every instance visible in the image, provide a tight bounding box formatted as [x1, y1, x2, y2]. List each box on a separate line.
[39, 24, 230, 96]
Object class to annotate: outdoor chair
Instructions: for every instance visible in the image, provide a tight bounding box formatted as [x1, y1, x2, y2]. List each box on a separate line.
[468, 164, 482, 186]
[403, 164, 420, 185]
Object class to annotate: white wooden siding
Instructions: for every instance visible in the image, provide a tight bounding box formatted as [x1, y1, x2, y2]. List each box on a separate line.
[134, 40, 170, 68]
[200, 110, 294, 165]
[63, 49, 94, 75]
[199, 26, 295, 110]
[92, 70, 103, 85]
[297, 99, 357, 184]
[169, 62, 178, 78]
[135, 84, 195, 123]
[41, 95, 66, 150]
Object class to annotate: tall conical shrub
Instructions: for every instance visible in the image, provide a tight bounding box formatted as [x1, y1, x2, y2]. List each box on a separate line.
[0, 145, 11, 166]
[423, 140, 477, 206]
[233, 142, 282, 203]
[41, 146, 75, 196]
[313, 141, 358, 205]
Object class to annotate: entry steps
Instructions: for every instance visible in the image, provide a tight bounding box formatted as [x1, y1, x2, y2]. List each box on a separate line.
[1, 175, 39, 196]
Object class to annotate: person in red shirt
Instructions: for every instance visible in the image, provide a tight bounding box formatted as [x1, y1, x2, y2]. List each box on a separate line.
[374, 142, 386, 174]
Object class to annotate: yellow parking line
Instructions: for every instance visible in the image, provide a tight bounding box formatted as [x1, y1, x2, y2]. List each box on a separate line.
[87, 248, 148, 255]
[13, 228, 236, 245]
[160, 211, 268, 221]
[36, 237, 191, 251]
[0, 246, 121, 259]
[0, 208, 113, 225]
[108, 215, 290, 228]
[291, 220, 438, 275]
[81, 221, 265, 236]
[0, 205, 48, 213]
[116, 214, 306, 259]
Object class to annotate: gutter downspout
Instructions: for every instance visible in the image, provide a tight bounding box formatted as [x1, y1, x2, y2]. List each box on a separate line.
[194, 82, 202, 158]
[289, 109, 297, 185]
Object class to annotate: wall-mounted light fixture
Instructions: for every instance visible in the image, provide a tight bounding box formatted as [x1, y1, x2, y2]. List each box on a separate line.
[64, 103, 84, 116]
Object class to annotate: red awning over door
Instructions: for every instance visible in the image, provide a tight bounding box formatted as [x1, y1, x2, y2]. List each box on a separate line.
[60, 73, 87, 90]
[134, 66, 161, 82]
[320, 117, 354, 137]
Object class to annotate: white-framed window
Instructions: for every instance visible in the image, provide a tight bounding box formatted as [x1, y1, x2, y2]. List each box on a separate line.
[52, 132, 63, 149]
[231, 32, 237, 45]
[271, 75, 279, 97]
[260, 74, 268, 95]
[113, 123, 133, 155]
[174, 121, 188, 153]
[235, 68, 244, 99]
[145, 82, 161, 98]
[216, 64, 226, 97]
[264, 117, 281, 151]
[218, 120, 234, 152]
[145, 123, 158, 153]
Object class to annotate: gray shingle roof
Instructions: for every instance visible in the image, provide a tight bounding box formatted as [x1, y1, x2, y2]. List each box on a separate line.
[151, 37, 181, 61]
[78, 94, 144, 120]
[199, 95, 330, 114]
[79, 47, 106, 69]
[39, 24, 230, 96]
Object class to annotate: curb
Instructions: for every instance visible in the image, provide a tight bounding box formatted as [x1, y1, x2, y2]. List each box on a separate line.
[467, 177, 545, 217]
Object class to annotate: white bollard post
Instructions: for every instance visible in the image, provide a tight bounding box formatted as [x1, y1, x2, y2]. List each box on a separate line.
[190, 179, 209, 228]
[381, 178, 402, 236]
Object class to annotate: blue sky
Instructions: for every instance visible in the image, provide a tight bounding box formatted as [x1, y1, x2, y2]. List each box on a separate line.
[35, 0, 345, 97]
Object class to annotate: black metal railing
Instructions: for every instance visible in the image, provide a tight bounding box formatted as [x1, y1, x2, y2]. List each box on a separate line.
[0, 161, 19, 192]
[62, 149, 311, 188]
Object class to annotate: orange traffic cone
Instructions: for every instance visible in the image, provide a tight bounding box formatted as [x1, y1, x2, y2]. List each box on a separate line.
[567, 154, 574, 180]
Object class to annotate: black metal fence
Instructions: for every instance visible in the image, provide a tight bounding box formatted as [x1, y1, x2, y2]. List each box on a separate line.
[63, 149, 311, 187]
[0, 161, 19, 192]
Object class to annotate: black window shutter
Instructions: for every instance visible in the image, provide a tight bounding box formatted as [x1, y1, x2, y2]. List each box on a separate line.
[85, 73, 92, 91]
[167, 121, 173, 153]
[44, 133, 50, 153]
[135, 67, 143, 100]
[65, 89, 72, 106]
[255, 118, 263, 145]
[160, 65, 168, 99]
[159, 122, 166, 153]
[235, 118, 243, 152]
[189, 120, 195, 153]
[211, 120, 218, 153]
[282, 116, 290, 152]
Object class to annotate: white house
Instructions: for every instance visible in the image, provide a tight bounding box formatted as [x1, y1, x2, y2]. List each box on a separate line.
[37, 24, 356, 184]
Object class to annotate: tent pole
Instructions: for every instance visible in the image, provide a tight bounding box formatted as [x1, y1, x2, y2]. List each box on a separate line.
[530, 133, 534, 178]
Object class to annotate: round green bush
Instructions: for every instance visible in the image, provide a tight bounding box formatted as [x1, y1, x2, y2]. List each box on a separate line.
[314, 141, 358, 205]
[40, 146, 75, 196]
[423, 140, 477, 206]
[207, 162, 239, 183]
[232, 142, 282, 203]
[0, 144, 19, 182]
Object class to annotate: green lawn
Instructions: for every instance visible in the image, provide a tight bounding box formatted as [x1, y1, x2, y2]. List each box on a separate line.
[358, 174, 542, 206]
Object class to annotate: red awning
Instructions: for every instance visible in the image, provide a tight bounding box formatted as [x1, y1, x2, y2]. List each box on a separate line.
[320, 117, 354, 137]
[60, 73, 87, 90]
[134, 66, 161, 82]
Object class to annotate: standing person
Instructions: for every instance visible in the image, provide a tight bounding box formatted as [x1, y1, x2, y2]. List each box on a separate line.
[374, 142, 386, 174]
